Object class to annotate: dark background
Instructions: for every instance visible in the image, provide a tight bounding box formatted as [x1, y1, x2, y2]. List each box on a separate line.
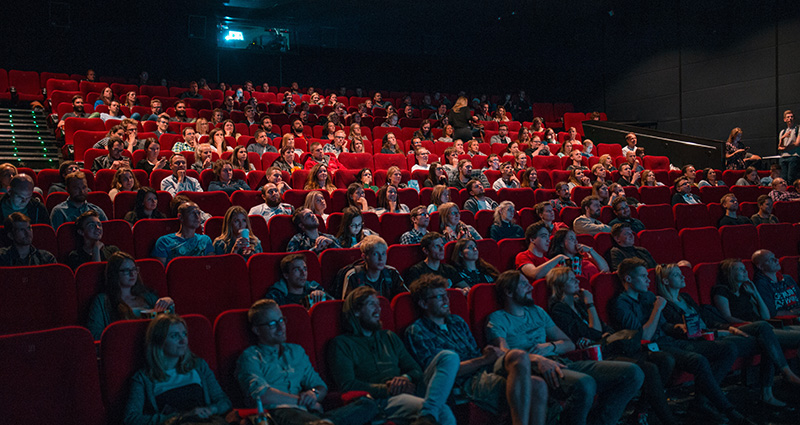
[2, 0, 800, 153]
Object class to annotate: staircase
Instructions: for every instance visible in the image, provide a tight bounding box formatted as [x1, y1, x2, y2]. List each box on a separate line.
[0, 108, 61, 170]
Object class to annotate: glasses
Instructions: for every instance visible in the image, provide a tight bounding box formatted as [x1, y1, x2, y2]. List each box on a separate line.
[255, 317, 285, 329]
[119, 267, 139, 275]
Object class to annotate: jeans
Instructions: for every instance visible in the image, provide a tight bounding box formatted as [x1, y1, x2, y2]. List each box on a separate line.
[269, 396, 379, 425]
[727, 321, 788, 388]
[555, 360, 644, 425]
[383, 350, 459, 425]
[780, 156, 800, 185]
[662, 340, 736, 412]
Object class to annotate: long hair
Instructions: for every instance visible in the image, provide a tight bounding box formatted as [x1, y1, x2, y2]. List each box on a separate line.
[450, 238, 499, 281]
[337, 206, 365, 247]
[547, 228, 574, 258]
[304, 163, 335, 193]
[546, 266, 574, 304]
[430, 185, 450, 209]
[381, 132, 399, 153]
[718, 258, 744, 292]
[303, 190, 327, 216]
[346, 183, 365, 208]
[110, 167, 140, 192]
[438, 202, 460, 231]
[103, 251, 154, 322]
[520, 167, 541, 189]
[145, 314, 196, 381]
[231, 146, 253, 171]
[654, 263, 681, 301]
[215, 205, 259, 247]
[493, 201, 516, 226]
[452, 96, 468, 112]
[132, 187, 162, 219]
[427, 162, 445, 186]
[726, 127, 743, 144]
[376, 185, 398, 210]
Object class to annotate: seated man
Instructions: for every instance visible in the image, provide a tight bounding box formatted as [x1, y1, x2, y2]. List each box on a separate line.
[322, 130, 348, 157]
[768, 178, 800, 203]
[179, 81, 202, 99]
[516, 222, 569, 281]
[50, 171, 108, 230]
[287, 207, 341, 254]
[152, 201, 213, 265]
[249, 183, 293, 221]
[170, 100, 196, 123]
[56, 95, 89, 132]
[752, 249, 800, 317]
[404, 232, 465, 291]
[671, 177, 702, 205]
[609, 258, 749, 425]
[549, 182, 577, 212]
[303, 141, 341, 172]
[290, 118, 308, 145]
[342, 235, 405, 299]
[616, 163, 639, 187]
[329, 286, 458, 425]
[490, 124, 512, 144]
[0, 174, 49, 225]
[92, 137, 130, 172]
[152, 113, 172, 139]
[463, 179, 498, 215]
[259, 116, 280, 139]
[406, 275, 548, 425]
[448, 160, 473, 190]
[247, 129, 278, 156]
[171, 127, 199, 153]
[399, 206, 430, 245]
[264, 166, 291, 194]
[608, 197, 644, 234]
[717, 193, 753, 227]
[161, 154, 203, 195]
[487, 270, 644, 425]
[0, 212, 56, 266]
[524, 138, 552, 157]
[492, 161, 521, 190]
[99, 100, 126, 122]
[751, 195, 779, 225]
[572, 196, 611, 236]
[142, 98, 163, 122]
[265, 254, 332, 309]
[608, 223, 657, 270]
[236, 299, 379, 425]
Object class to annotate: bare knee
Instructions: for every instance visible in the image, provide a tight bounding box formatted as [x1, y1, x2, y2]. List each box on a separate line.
[505, 349, 531, 374]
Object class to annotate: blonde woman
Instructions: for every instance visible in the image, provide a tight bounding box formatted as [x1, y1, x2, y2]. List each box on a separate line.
[213, 205, 262, 257]
[108, 167, 140, 201]
[447, 96, 473, 143]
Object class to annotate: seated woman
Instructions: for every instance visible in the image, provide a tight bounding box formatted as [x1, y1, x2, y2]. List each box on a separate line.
[450, 237, 499, 287]
[639, 169, 666, 187]
[514, 151, 528, 172]
[86, 251, 175, 340]
[322, 121, 337, 141]
[373, 185, 409, 216]
[280, 133, 304, 157]
[230, 146, 255, 172]
[271, 146, 302, 174]
[221, 119, 241, 143]
[547, 228, 609, 280]
[592, 180, 610, 205]
[208, 160, 249, 195]
[598, 154, 617, 171]
[423, 162, 448, 188]
[488, 200, 524, 241]
[303, 163, 336, 195]
[191, 143, 215, 173]
[194, 118, 210, 138]
[735, 166, 760, 186]
[336, 206, 378, 248]
[517, 127, 532, 144]
[208, 128, 230, 154]
[348, 123, 369, 149]
[438, 124, 455, 143]
[427, 184, 450, 214]
[136, 138, 168, 175]
[385, 165, 409, 189]
[542, 128, 557, 145]
[109, 167, 140, 201]
[67, 210, 120, 270]
[698, 168, 726, 187]
[380, 132, 401, 154]
[567, 168, 591, 191]
[213, 206, 262, 257]
[546, 267, 677, 425]
[557, 141, 574, 158]
[125, 187, 165, 225]
[411, 147, 431, 172]
[502, 141, 521, 158]
[381, 113, 400, 128]
[438, 201, 481, 241]
[356, 168, 378, 192]
[349, 137, 366, 154]
[346, 182, 370, 212]
[303, 190, 329, 222]
[94, 87, 114, 108]
[607, 182, 632, 207]
[520, 166, 542, 189]
[123, 314, 231, 425]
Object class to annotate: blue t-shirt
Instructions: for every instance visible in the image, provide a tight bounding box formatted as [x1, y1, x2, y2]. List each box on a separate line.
[485, 305, 555, 352]
[152, 233, 213, 264]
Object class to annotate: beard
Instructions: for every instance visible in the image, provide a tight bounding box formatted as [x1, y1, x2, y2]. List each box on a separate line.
[512, 291, 536, 307]
[176, 109, 187, 118]
[361, 318, 382, 332]
[266, 198, 280, 208]
[74, 105, 84, 113]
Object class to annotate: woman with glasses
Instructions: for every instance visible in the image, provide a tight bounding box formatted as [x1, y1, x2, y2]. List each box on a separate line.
[423, 162, 448, 188]
[337, 206, 377, 248]
[438, 202, 481, 241]
[67, 210, 120, 270]
[86, 251, 175, 340]
[356, 168, 378, 192]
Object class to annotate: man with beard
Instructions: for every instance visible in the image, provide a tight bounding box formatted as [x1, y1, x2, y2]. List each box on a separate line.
[572, 196, 610, 236]
[0, 212, 56, 266]
[170, 100, 196, 123]
[179, 81, 202, 99]
[608, 197, 645, 234]
[248, 182, 293, 220]
[92, 137, 130, 172]
[286, 207, 341, 254]
[171, 127, 198, 153]
[462, 179, 498, 215]
[405, 274, 548, 425]
[329, 286, 459, 425]
[487, 270, 644, 425]
[290, 118, 307, 144]
[259, 116, 280, 139]
[50, 171, 108, 229]
[57, 95, 89, 131]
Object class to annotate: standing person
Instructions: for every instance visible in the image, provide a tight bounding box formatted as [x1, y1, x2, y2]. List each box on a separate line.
[447, 96, 473, 143]
[123, 315, 231, 425]
[778, 110, 800, 184]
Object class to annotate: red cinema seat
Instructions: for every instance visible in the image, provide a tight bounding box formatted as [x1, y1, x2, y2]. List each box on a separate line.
[642, 156, 670, 170]
[0, 326, 106, 425]
[177, 190, 233, 217]
[467, 283, 500, 347]
[693, 262, 721, 305]
[638, 228, 683, 264]
[559, 206, 582, 229]
[319, 248, 364, 292]
[79, 80, 108, 96]
[100, 315, 215, 424]
[8, 70, 42, 101]
[719, 225, 758, 260]
[496, 238, 527, 272]
[497, 188, 536, 209]
[56, 219, 134, 263]
[570, 186, 593, 206]
[268, 214, 299, 251]
[337, 152, 373, 170]
[387, 243, 426, 277]
[230, 190, 264, 212]
[674, 203, 713, 229]
[132, 218, 181, 259]
[730, 185, 762, 203]
[380, 212, 413, 245]
[596, 143, 623, 157]
[0, 68, 8, 102]
[699, 185, 731, 205]
[531, 155, 561, 171]
[247, 251, 321, 302]
[589, 272, 623, 323]
[638, 186, 672, 205]
[637, 204, 674, 230]
[392, 289, 469, 336]
[534, 188, 558, 203]
[166, 254, 250, 321]
[374, 153, 408, 170]
[213, 309, 258, 406]
[333, 168, 357, 188]
[0, 264, 78, 334]
[680, 227, 724, 265]
[757, 223, 799, 257]
[773, 201, 800, 223]
[780, 256, 799, 282]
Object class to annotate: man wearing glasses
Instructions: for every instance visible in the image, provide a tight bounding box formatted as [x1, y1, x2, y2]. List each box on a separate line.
[237, 299, 379, 425]
[400, 206, 430, 245]
[323, 130, 349, 157]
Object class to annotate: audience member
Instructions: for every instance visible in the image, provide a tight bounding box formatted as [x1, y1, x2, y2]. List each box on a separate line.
[573, 196, 611, 235]
[169, 100, 196, 123]
[208, 160, 248, 195]
[287, 207, 341, 254]
[671, 177, 701, 205]
[152, 202, 213, 265]
[108, 167, 140, 201]
[616, 163, 639, 187]
[778, 110, 800, 184]
[135, 138, 168, 174]
[92, 137, 131, 172]
[161, 154, 202, 195]
[752, 249, 800, 317]
[86, 251, 174, 340]
[248, 182, 293, 221]
[400, 206, 430, 245]
[405, 275, 547, 425]
[735, 166, 760, 186]
[760, 163, 782, 186]
[329, 286, 455, 425]
[519, 167, 542, 189]
[750, 195, 778, 225]
[463, 179, 498, 215]
[0, 212, 56, 266]
[768, 177, 800, 202]
[698, 168, 726, 187]
[171, 127, 199, 153]
[124, 187, 164, 225]
[191, 143, 215, 173]
[547, 228, 609, 280]
[264, 255, 332, 309]
[0, 174, 49, 225]
[438, 202, 481, 241]
[374, 185, 410, 216]
[608, 197, 644, 233]
[304, 141, 341, 172]
[516, 222, 569, 281]
[550, 182, 577, 212]
[488, 200, 524, 241]
[717, 193, 752, 227]
[213, 206, 262, 257]
[67, 210, 119, 270]
[488, 270, 644, 425]
[534, 201, 568, 233]
[50, 171, 108, 230]
[404, 232, 466, 291]
[124, 314, 231, 425]
[336, 206, 377, 248]
[341, 235, 405, 299]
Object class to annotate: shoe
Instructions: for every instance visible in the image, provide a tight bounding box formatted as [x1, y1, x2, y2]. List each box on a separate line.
[410, 414, 439, 425]
[725, 409, 757, 425]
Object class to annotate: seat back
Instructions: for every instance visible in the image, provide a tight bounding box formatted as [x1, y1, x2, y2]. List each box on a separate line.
[680, 227, 724, 265]
[0, 264, 77, 334]
[467, 283, 501, 347]
[638, 228, 682, 264]
[638, 186, 671, 205]
[319, 248, 363, 290]
[166, 254, 251, 321]
[386, 243, 426, 277]
[757, 223, 799, 257]
[132, 218, 181, 259]
[0, 326, 105, 425]
[674, 203, 713, 229]
[391, 289, 470, 337]
[719, 225, 758, 259]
